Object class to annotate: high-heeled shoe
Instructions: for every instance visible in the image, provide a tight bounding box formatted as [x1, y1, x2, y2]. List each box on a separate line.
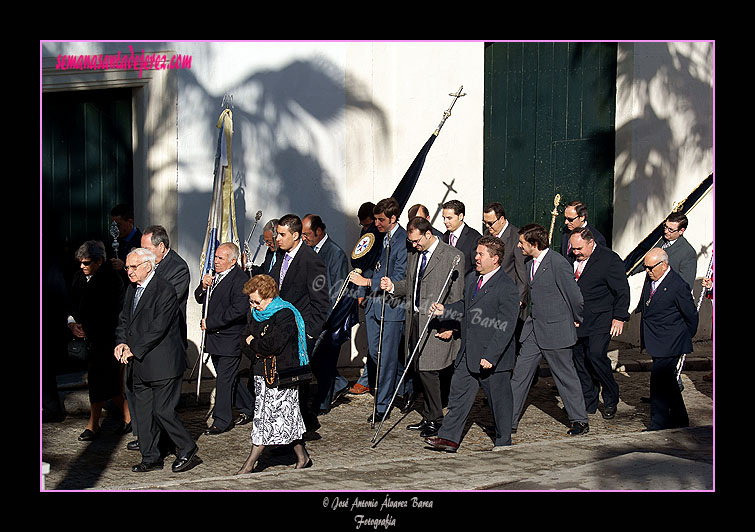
[78, 428, 99, 441]
[295, 458, 313, 470]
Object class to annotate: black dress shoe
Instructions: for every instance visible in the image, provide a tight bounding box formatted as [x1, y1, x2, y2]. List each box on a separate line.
[420, 421, 441, 438]
[78, 428, 99, 441]
[567, 421, 589, 436]
[399, 393, 416, 414]
[132, 460, 163, 473]
[602, 405, 617, 419]
[204, 425, 230, 435]
[407, 419, 429, 431]
[234, 413, 253, 426]
[367, 411, 390, 423]
[172, 446, 200, 473]
[330, 387, 348, 406]
[119, 421, 132, 434]
[126, 440, 140, 451]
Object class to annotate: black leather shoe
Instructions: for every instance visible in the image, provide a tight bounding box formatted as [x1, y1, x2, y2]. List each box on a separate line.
[420, 421, 441, 438]
[204, 425, 230, 435]
[234, 413, 253, 426]
[407, 419, 429, 431]
[602, 405, 617, 419]
[78, 428, 99, 441]
[119, 421, 132, 434]
[367, 411, 390, 423]
[330, 387, 348, 406]
[172, 446, 200, 473]
[399, 393, 416, 414]
[567, 422, 589, 436]
[126, 440, 140, 451]
[132, 460, 163, 473]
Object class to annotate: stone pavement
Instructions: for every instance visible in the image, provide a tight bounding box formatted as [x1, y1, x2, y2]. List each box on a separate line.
[41, 340, 714, 493]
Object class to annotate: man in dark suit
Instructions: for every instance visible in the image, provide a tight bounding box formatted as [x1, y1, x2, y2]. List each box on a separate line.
[115, 248, 199, 473]
[302, 214, 351, 413]
[194, 242, 254, 434]
[656, 212, 697, 290]
[569, 227, 630, 420]
[109, 203, 142, 278]
[424, 235, 520, 452]
[442, 199, 483, 277]
[350, 198, 409, 423]
[511, 224, 589, 436]
[482, 202, 528, 320]
[250, 218, 279, 276]
[408, 203, 445, 239]
[381, 217, 464, 437]
[559, 200, 606, 262]
[269, 214, 331, 430]
[123, 225, 191, 452]
[637, 247, 698, 430]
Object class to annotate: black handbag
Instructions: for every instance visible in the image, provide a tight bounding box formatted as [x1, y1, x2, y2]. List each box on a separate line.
[263, 356, 313, 389]
[67, 337, 90, 362]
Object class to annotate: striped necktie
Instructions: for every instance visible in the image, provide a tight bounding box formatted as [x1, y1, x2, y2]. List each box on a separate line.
[133, 285, 144, 313]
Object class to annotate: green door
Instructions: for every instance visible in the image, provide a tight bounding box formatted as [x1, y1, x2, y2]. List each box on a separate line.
[483, 42, 617, 248]
[42, 88, 134, 262]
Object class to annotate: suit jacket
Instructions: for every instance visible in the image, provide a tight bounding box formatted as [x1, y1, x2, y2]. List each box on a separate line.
[444, 268, 520, 373]
[443, 223, 483, 277]
[574, 244, 630, 337]
[155, 248, 190, 347]
[637, 267, 698, 358]
[251, 247, 277, 277]
[496, 222, 529, 315]
[392, 240, 464, 371]
[116, 273, 186, 382]
[194, 264, 249, 356]
[659, 235, 696, 291]
[520, 249, 584, 350]
[269, 241, 330, 338]
[362, 225, 409, 322]
[316, 236, 350, 308]
[560, 222, 606, 262]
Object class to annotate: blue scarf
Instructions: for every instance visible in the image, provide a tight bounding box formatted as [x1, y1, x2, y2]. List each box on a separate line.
[252, 296, 308, 366]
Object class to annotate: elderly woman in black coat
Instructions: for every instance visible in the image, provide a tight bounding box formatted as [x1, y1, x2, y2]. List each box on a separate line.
[68, 240, 130, 441]
[235, 274, 312, 474]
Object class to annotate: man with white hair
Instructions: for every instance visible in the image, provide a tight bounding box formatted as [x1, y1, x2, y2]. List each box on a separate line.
[115, 248, 199, 473]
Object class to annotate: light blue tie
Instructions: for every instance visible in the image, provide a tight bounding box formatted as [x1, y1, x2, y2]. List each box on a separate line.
[133, 285, 144, 313]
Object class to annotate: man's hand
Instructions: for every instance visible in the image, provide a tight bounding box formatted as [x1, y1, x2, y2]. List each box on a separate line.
[610, 319, 624, 337]
[480, 358, 493, 370]
[379, 276, 394, 292]
[429, 302, 445, 317]
[435, 329, 453, 341]
[201, 273, 214, 290]
[349, 271, 371, 288]
[114, 343, 132, 364]
[68, 323, 86, 338]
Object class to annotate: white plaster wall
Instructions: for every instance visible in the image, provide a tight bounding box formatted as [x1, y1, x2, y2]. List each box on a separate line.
[613, 41, 714, 342]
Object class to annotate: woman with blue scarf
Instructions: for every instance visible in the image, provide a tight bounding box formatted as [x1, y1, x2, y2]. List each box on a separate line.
[236, 275, 312, 474]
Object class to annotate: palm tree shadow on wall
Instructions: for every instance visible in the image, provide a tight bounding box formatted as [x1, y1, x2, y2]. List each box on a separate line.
[178, 57, 388, 272]
[612, 43, 713, 237]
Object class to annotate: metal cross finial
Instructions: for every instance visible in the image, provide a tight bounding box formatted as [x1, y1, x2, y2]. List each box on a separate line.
[434, 85, 467, 136]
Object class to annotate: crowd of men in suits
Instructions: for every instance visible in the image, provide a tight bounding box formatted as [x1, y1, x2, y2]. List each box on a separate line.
[107, 196, 701, 471]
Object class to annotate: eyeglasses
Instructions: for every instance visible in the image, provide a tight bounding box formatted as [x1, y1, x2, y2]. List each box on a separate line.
[124, 261, 148, 271]
[482, 216, 502, 228]
[249, 299, 262, 306]
[407, 236, 424, 245]
[643, 261, 663, 271]
[80, 259, 94, 266]
[564, 215, 579, 222]
[663, 224, 681, 233]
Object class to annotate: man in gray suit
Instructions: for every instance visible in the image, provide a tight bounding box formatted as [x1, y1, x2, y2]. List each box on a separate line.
[511, 224, 590, 436]
[424, 235, 520, 452]
[380, 217, 464, 437]
[657, 212, 697, 290]
[302, 214, 352, 413]
[483, 202, 528, 320]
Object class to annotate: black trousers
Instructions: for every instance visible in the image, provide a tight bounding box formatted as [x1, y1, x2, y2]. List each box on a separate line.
[649, 355, 689, 430]
[572, 333, 619, 413]
[211, 354, 254, 430]
[132, 375, 195, 464]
